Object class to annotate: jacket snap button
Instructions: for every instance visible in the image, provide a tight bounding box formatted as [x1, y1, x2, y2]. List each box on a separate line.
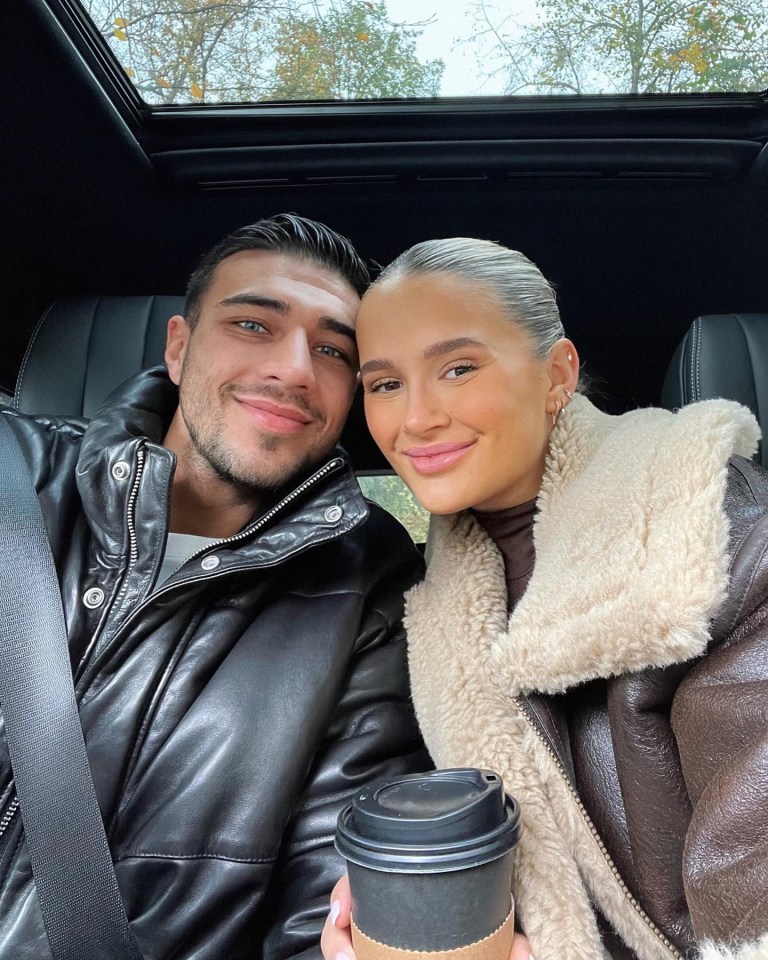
[83, 587, 105, 609]
[324, 506, 343, 523]
[201, 555, 220, 571]
[111, 461, 130, 481]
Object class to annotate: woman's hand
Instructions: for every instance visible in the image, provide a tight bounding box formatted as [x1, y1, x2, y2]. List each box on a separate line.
[321, 875, 534, 960]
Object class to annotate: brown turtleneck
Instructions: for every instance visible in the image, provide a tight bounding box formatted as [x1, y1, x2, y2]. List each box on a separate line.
[471, 498, 537, 612]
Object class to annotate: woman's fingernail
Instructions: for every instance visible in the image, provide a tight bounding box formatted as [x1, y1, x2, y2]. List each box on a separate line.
[329, 901, 341, 926]
[529, 954, 536, 960]
[336, 953, 352, 960]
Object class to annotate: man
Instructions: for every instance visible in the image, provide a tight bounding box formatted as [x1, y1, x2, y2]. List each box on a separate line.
[0, 215, 426, 958]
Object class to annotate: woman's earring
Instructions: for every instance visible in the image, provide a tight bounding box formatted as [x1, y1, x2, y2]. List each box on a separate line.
[564, 388, 574, 400]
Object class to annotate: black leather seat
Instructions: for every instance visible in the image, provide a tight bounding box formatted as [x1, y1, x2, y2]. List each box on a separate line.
[661, 313, 768, 468]
[13, 294, 386, 470]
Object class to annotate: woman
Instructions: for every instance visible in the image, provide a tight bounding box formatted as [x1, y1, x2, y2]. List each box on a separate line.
[322, 238, 768, 960]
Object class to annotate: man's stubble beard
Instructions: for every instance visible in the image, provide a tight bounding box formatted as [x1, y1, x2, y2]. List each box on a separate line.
[177, 358, 337, 502]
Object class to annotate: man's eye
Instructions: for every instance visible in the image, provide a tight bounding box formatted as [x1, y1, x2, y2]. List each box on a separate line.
[237, 320, 267, 332]
[368, 378, 402, 394]
[316, 344, 350, 363]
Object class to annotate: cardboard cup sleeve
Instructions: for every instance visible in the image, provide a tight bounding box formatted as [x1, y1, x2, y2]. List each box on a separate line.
[350, 906, 515, 960]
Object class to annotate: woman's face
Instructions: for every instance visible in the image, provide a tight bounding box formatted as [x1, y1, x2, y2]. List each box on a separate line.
[357, 272, 572, 515]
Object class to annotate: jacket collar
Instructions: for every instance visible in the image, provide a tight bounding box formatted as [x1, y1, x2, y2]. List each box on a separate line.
[410, 394, 760, 695]
[74, 366, 367, 564]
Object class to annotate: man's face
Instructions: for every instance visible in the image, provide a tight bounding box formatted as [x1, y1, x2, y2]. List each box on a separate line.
[165, 250, 360, 495]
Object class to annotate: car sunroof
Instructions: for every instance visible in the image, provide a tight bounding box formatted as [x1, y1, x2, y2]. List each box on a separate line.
[76, 0, 768, 106]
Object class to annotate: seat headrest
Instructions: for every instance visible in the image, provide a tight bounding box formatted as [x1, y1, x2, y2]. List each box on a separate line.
[661, 312, 768, 467]
[14, 294, 387, 471]
[14, 295, 183, 419]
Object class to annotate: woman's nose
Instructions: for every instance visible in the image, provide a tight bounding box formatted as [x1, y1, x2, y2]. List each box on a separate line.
[403, 387, 450, 436]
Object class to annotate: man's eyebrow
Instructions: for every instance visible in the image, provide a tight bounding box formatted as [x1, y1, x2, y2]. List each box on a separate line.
[319, 317, 356, 344]
[218, 294, 288, 313]
[360, 337, 485, 376]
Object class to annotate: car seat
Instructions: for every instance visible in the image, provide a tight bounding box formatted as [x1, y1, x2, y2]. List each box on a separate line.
[660, 312, 768, 468]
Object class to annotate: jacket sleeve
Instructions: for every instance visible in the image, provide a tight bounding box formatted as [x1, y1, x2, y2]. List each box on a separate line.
[671, 459, 768, 957]
[259, 572, 432, 960]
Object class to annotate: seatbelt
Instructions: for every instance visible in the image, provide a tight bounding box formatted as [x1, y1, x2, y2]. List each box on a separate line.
[0, 413, 143, 960]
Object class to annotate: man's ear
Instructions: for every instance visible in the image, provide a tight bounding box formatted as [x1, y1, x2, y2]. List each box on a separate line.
[165, 315, 190, 386]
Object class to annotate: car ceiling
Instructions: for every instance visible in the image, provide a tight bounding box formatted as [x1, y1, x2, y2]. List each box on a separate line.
[4, 0, 768, 417]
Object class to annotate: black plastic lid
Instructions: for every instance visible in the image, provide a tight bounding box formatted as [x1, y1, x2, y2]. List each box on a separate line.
[335, 768, 521, 873]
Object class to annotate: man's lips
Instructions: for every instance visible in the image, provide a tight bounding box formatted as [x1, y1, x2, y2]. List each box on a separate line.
[402, 440, 476, 475]
[236, 396, 314, 434]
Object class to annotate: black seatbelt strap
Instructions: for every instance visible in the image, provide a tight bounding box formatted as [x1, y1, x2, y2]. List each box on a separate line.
[0, 413, 143, 960]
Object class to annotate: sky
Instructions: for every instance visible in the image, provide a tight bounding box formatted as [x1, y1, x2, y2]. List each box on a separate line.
[382, 1, 539, 95]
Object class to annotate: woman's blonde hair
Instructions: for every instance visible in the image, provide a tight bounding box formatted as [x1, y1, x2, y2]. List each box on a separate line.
[375, 237, 564, 360]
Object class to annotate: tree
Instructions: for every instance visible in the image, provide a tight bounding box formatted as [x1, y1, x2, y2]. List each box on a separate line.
[468, 0, 768, 95]
[82, 0, 443, 104]
[264, 1, 443, 101]
[86, 0, 281, 103]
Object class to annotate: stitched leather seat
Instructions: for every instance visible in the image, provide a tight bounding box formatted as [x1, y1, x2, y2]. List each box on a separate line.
[661, 313, 768, 468]
[13, 295, 386, 470]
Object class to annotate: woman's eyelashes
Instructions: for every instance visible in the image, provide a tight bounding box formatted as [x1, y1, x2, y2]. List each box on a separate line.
[365, 359, 479, 394]
[366, 377, 402, 394]
[444, 361, 477, 379]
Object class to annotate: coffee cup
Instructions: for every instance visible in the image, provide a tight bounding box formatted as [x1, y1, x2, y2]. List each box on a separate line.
[335, 768, 521, 959]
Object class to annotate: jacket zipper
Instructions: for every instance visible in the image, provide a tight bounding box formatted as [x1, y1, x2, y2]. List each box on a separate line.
[0, 795, 19, 841]
[110, 447, 146, 611]
[78, 456, 345, 685]
[514, 695, 683, 960]
[165, 456, 345, 576]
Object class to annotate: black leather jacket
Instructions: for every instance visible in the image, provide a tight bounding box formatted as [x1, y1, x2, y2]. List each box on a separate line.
[0, 367, 427, 960]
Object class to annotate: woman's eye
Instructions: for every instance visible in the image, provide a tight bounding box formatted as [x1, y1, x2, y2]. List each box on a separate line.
[368, 378, 402, 394]
[444, 362, 476, 379]
[237, 320, 267, 333]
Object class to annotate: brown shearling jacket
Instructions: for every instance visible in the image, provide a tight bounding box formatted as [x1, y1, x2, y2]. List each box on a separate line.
[405, 394, 768, 960]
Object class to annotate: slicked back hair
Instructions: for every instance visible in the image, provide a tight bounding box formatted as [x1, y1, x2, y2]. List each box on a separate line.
[375, 237, 565, 359]
[184, 213, 370, 328]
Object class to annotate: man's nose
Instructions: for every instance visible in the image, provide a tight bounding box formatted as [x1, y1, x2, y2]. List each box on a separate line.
[263, 330, 317, 389]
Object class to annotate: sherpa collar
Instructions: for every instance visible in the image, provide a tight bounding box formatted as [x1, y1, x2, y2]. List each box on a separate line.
[412, 395, 760, 695]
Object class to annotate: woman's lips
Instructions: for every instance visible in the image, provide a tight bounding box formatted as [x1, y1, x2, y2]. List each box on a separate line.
[403, 440, 476, 475]
[238, 397, 313, 434]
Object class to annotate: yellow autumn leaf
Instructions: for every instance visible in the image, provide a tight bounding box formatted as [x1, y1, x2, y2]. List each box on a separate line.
[190, 83, 204, 99]
[112, 28, 127, 40]
[114, 17, 130, 27]
[157, 77, 171, 89]
[356, 32, 370, 41]
[124, 67, 136, 78]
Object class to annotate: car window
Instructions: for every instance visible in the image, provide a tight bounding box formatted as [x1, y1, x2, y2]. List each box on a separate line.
[78, 0, 768, 105]
[358, 473, 430, 544]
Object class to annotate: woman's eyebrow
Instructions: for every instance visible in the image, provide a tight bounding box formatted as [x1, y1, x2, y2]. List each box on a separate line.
[360, 337, 485, 376]
[423, 337, 484, 359]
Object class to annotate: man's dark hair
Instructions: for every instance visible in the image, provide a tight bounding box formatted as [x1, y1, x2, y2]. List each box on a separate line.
[184, 213, 370, 328]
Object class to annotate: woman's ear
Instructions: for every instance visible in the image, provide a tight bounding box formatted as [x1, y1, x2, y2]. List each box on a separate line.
[165, 315, 190, 386]
[549, 338, 579, 395]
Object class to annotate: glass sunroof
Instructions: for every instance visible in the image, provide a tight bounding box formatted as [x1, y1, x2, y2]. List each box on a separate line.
[79, 0, 768, 105]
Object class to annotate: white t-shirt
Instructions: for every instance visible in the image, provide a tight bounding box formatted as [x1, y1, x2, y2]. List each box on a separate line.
[156, 531, 218, 589]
